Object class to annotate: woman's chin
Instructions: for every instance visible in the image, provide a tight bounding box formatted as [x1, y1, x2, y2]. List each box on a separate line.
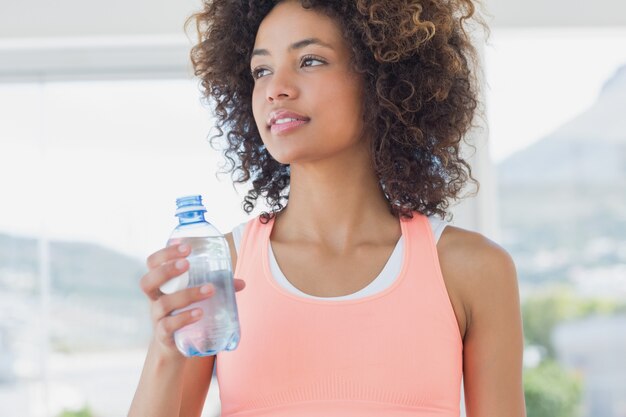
[266, 149, 313, 166]
[268, 152, 300, 165]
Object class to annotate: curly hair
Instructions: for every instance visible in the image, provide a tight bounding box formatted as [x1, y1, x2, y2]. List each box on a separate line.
[186, 0, 486, 223]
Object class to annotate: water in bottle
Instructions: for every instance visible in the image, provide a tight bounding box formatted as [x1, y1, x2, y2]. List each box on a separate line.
[159, 195, 241, 356]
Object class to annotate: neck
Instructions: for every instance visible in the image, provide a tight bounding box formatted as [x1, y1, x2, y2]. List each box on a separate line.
[274, 143, 400, 252]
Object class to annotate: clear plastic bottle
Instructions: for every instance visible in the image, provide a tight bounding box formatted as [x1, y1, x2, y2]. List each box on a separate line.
[159, 195, 240, 357]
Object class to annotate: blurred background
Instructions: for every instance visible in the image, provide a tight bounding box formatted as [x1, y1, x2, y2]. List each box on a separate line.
[0, 0, 625, 416]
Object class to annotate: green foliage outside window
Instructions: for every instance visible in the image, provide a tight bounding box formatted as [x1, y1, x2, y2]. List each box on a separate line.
[522, 285, 626, 359]
[524, 360, 583, 417]
[520, 286, 626, 417]
[56, 406, 94, 417]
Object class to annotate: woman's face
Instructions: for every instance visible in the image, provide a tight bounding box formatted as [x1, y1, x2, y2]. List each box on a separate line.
[250, 0, 366, 165]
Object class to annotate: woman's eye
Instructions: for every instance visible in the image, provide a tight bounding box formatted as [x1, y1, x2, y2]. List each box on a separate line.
[301, 56, 326, 68]
[251, 68, 270, 79]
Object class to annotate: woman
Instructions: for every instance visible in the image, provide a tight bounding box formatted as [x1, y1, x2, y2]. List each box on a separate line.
[129, 1, 526, 416]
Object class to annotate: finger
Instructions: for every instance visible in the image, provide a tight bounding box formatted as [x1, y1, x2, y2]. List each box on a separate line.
[140, 258, 190, 301]
[234, 279, 246, 292]
[151, 284, 215, 322]
[156, 308, 204, 346]
[146, 243, 191, 270]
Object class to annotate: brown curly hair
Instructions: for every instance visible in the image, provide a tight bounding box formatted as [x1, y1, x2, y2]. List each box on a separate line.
[186, 0, 486, 223]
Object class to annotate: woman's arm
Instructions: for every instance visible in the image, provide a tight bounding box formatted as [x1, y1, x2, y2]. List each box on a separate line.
[438, 226, 526, 416]
[129, 232, 242, 417]
[458, 236, 527, 417]
[129, 343, 216, 417]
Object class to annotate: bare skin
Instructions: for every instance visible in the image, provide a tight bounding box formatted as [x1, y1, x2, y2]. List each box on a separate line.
[130, 1, 526, 416]
[128, 237, 244, 417]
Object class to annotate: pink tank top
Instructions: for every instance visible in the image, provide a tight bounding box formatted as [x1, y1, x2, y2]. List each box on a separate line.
[216, 212, 463, 417]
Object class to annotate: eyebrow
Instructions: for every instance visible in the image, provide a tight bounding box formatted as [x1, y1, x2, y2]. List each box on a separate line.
[251, 38, 335, 57]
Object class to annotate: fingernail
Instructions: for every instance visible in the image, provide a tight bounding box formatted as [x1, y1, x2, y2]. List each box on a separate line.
[175, 259, 187, 270]
[200, 284, 213, 294]
[191, 309, 202, 317]
[178, 244, 189, 253]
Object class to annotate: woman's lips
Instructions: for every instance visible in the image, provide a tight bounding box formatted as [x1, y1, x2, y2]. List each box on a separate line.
[270, 119, 309, 135]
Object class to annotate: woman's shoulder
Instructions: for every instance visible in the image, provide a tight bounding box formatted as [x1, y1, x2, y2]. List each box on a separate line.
[437, 225, 519, 335]
[438, 225, 516, 281]
[225, 219, 254, 270]
[224, 231, 238, 272]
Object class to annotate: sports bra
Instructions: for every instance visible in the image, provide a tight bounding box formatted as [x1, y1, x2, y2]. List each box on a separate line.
[230, 215, 448, 300]
[216, 212, 462, 416]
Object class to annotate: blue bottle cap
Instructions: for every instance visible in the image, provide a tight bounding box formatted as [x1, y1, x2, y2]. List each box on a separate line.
[175, 195, 207, 215]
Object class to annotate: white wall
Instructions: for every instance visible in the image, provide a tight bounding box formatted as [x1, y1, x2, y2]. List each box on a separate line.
[486, 0, 626, 28]
[2, 0, 626, 41]
[0, 0, 200, 38]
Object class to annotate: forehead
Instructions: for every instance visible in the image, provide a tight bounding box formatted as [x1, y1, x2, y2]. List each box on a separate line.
[253, 1, 344, 50]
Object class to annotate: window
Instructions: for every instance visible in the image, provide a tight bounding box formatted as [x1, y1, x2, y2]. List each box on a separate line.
[0, 79, 252, 417]
[486, 28, 626, 417]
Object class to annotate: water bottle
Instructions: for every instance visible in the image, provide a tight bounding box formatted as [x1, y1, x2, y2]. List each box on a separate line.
[159, 195, 240, 357]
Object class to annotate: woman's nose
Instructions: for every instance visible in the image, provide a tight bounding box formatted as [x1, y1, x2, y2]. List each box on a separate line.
[266, 69, 298, 103]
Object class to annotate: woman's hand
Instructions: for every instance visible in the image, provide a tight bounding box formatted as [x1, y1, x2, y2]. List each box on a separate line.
[140, 243, 246, 359]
